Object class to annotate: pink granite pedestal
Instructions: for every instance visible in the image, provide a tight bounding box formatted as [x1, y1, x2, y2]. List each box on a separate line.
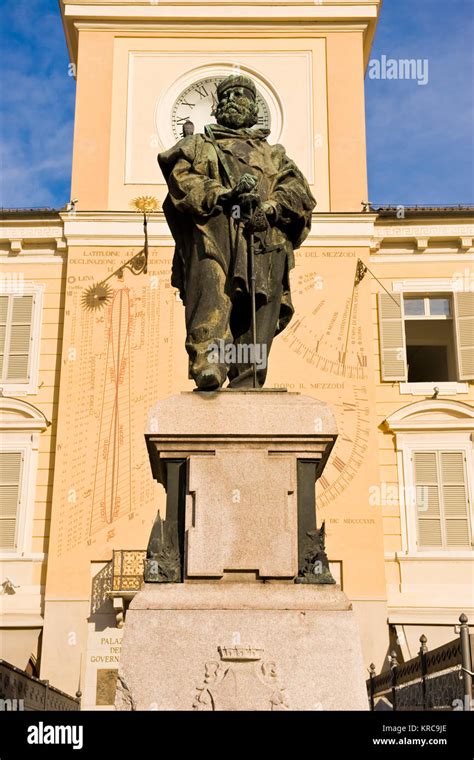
[116, 392, 368, 711]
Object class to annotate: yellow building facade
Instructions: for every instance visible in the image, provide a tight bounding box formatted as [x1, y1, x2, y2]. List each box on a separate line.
[1, 0, 473, 709]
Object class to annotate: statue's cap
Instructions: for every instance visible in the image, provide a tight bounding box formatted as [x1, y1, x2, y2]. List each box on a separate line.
[217, 75, 257, 101]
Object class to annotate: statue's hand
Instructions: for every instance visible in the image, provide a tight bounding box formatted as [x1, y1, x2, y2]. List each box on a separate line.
[262, 201, 278, 221]
[233, 173, 258, 196]
[237, 192, 260, 209]
[217, 189, 234, 209]
[218, 175, 258, 213]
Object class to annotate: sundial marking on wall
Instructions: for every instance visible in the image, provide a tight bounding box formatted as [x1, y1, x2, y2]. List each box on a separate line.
[81, 196, 158, 312]
[83, 197, 158, 537]
[281, 259, 370, 508]
[283, 262, 368, 381]
[88, 287, 133, 534]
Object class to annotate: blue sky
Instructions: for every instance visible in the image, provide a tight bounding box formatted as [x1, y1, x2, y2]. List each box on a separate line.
[0, 0, 473, 209]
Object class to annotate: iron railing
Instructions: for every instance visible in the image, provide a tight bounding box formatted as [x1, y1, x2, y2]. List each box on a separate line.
[0, 660, 80, 711]
[91, 550, 146, 614]
[367, 614, 473, 711]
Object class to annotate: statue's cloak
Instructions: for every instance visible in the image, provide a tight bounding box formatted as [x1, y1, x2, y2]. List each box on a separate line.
[158, 124, 316, 335]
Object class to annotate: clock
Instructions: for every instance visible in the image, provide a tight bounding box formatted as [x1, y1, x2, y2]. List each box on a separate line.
[170, 75, 272, 142]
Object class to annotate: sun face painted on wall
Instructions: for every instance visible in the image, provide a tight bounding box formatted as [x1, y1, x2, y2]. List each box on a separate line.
[281, 259, 371, 509]
[171, 76, 272, 141]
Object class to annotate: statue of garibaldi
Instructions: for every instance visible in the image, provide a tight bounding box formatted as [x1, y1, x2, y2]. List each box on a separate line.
[158, 74, 316, 390]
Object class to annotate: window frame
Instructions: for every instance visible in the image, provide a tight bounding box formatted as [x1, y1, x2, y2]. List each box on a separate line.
[0, 398, 48, 560]
[396, 432, 474, 558]
[403, 294, 452, 320]
[0, 436, 36, 557]
[0, 282, 44, 395]
[389, 279, 473, 391]
[404, 297, 457, 383]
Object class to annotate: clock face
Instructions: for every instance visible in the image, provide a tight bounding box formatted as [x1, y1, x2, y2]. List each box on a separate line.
[171, 76, 272, 142]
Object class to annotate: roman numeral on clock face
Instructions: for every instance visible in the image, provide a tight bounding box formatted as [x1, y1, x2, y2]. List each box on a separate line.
[194, 85, 209, 99]
[175, 116, 190, 125]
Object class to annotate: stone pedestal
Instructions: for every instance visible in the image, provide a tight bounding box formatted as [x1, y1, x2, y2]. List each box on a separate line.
[117, 584, 369, 711]
[145, 390, 337, 580]
[117, 391, 369, 710]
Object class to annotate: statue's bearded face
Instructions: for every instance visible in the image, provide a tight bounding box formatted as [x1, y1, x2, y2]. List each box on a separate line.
[215, 86, 259, 129]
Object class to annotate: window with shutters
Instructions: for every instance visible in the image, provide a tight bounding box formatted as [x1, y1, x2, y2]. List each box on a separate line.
[0, 284, 43, 394]
[413, 450, 472, 551]
[0, 451, 23, 551]
[378, 290, 474, 385]
[0, 399, 48, 560]
[385, 400, 474, 558]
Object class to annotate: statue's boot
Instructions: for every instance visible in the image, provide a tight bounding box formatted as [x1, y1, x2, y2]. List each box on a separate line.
[195, 368, 223, 391]
[227, 367, 264, 389]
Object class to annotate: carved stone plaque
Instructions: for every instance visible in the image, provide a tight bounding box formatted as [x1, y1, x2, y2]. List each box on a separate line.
[193, 646, 289, 711]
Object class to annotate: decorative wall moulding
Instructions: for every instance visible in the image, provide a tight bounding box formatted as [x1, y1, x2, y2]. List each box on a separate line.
[374, 224, 474, 239]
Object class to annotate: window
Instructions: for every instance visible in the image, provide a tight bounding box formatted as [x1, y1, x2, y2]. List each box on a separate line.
[0, 398, 48, 558]
[404, 295, 456, 382]
[404, 296, 451, 317]
[0, 451, 23, 550]
[414, 450, 471, 550]
[385, 399, 474, 557]
[0, 284, 43, 394]
[378, 291, 474, 383]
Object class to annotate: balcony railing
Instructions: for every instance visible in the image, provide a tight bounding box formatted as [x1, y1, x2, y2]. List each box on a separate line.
[0, 660, 80, 711]
[91, 550, 146, 615]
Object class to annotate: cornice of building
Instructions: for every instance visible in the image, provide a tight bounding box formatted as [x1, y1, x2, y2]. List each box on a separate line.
[2, 209, 472, 258]
[370, 209, 474, 257]
[0, 211, 67, 258]
[373, 205, 474, 219]
[57, 209, 379, 247]
[0, 208, 62, 221]
[60, 0, 381, 68]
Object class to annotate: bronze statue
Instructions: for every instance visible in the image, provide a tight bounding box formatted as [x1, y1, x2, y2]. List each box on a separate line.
[295, 522, 336, 585]
[158, 74, 316, 390]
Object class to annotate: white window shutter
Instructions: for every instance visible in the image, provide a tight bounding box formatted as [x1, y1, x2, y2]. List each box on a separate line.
[7, 295, 34, 381]
[413, 451, 442, 548]
[453, 292, 474, 380]
[378, 293, 407, 381]
[0, 295, 8, 378]
[0, 451, 23, 550]
[440, 451, 471, 548]
[414, 450, 472, 551]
